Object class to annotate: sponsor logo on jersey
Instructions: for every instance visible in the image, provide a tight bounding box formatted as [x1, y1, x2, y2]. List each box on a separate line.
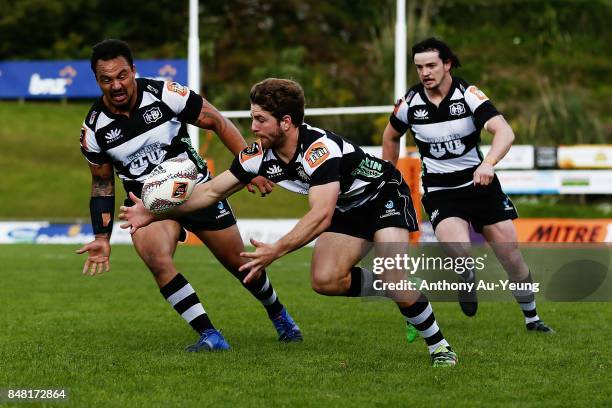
[127, 143, 166, 176]
[143, 106, 163, 124]
[351, 156, 384, 178]
[385, 200, 394, 209]
[413, 109, 429, 120]
[468, 85, 488, 101]
[217, 202, 224, 210]
[79, 126, 87, 149]
[172, 182, 189, 199]
[429, 139, 466, 158]
[266, 164, 283, 177]
[105, 128, 123, 142]
[166, 81, 188, 97]
[305, 142, 330, 168]
[146, 84, 159, 95]
[240, 140, 262, 163]
[88, 111, 98, 126]
[449, 102, 466, 116]
[393, 98, 403, 115]
[296, 166, 310, 181]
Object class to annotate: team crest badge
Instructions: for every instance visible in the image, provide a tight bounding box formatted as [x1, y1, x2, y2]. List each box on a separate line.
[449, 102, 465, 116]
[143, 107, 163, 124]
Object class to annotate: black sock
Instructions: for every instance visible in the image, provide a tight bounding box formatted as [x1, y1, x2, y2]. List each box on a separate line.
[242, 270, 284, 317]
[160, 273, 214, 334]
[399, 293, 450, 354]
[346, 267, 363, 297]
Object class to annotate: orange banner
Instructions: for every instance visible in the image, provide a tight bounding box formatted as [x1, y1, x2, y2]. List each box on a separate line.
[514, 218, 612, 243]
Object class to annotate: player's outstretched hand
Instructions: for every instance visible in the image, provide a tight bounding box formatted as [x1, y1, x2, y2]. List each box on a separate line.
[473, 162, 494, 186]
[76, 237, 111, 276]
[239, 238, 280, 283]
[119, 192, 155, 234]
[246, 175, 275, 196]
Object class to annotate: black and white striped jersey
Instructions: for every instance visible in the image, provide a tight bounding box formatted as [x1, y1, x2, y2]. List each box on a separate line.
[229, 123, 396, 212]
[389, 77, 500, 192]
[79, 78, 206, 197]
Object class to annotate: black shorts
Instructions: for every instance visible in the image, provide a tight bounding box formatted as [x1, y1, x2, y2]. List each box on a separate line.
[422, 175, 518, 233]
[326, 175, 419, 241]
[123, 193, 236, 242]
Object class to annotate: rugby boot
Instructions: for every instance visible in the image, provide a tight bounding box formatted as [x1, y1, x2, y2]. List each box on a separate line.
[186, 329, 230, 352]
[271, 307, 303, 342]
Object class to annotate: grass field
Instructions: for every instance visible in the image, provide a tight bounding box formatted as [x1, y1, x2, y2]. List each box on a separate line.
[1, 244, 610, 407]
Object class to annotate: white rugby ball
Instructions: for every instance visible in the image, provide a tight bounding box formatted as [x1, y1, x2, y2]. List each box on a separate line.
[142, 157, 198, 213]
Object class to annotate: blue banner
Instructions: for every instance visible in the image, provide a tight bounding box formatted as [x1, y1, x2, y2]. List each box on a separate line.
[0, 59, 187, 99]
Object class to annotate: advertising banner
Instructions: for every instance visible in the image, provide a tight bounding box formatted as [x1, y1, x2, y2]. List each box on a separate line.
[557, 145, 612, 169]
[0, 59, 186, 99]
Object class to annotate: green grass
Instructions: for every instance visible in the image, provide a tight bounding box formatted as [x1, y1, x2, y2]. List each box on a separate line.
[0, 244, 610, 407]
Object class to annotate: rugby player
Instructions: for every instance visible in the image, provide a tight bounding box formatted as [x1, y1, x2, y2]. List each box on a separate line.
[382, 37, 554, 333]
[76, 39, 302, 352]
[121, 78, 459, 367]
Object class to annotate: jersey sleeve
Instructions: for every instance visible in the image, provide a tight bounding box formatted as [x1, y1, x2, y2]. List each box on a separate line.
[229, 140, 264, 184]
[463, 85, 500, 130]
[80, 123, 112, 165]
[302, 137, 342, 187]
[388, 96, 410, 135]
[161, 81, 203, 124]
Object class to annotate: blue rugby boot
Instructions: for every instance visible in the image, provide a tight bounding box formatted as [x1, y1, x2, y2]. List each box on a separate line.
[271, 307, 303, 342]
[186, 329, 231, 352]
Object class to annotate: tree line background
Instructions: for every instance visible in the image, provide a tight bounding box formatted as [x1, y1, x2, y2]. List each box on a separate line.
[1, 0, 610, 146]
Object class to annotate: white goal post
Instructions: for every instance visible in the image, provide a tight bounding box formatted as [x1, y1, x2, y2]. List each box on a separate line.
[188, 0, 408, 155]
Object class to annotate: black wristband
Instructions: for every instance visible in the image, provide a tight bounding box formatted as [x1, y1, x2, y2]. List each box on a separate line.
[90, 196, 115, 235]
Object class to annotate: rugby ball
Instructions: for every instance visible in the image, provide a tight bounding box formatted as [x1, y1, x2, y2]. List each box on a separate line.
[141, 157, 198, 213]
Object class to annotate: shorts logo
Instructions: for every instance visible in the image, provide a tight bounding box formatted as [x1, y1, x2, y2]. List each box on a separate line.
[431, 209, 439, 222]
[305, 142, 330, 168]
[503, 197, 513, 211]
[240, 140, 263, 163]
[172, 182, 189, 199]
[449, 102, 465, 116]
[166, 81, 188, 97]
[385, 200, 394, 209]
[105, 128, 123, 142]
[413, 109, 429, 120]
[216, 201, 229, 218]
[143, 106, 163, 124]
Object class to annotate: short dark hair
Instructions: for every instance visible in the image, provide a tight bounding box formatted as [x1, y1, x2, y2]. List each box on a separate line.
[412, 37, 461, 69]
[90, 39, 134, 75]
[249, 78, 305, 125]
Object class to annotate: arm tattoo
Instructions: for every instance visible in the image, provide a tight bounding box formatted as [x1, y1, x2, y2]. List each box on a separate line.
[196, 102, 227, 134]
[90, 164, 115, 197]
